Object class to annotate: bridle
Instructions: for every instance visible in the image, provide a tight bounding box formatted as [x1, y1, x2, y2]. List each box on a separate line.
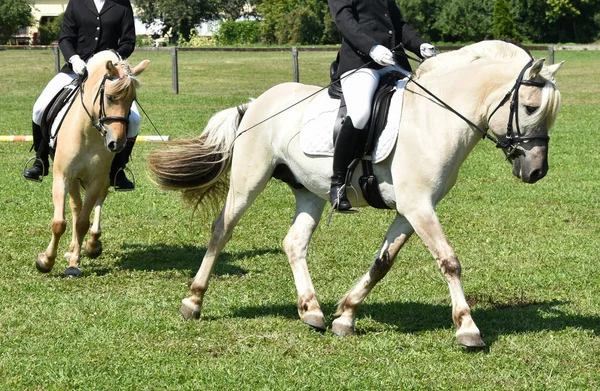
[79, 70, 130, 137]
[486, 59, 548, 158]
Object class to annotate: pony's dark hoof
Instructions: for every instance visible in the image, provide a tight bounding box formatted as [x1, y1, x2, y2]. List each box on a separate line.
[331, 319, 356, 336]
[456, 330, 486, 349]
[65, 266, 83, 278]
[35, 256, 53, 273]
[180, 298, 201, 320]
[84, 239, 103, 259]
[302, 312, 326, 331]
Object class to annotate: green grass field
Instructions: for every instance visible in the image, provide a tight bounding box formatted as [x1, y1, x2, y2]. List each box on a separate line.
[0, 48, 599, 390]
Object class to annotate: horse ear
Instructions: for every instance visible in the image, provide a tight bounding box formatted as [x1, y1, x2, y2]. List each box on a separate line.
[105, 61, 119, 78]
[527, 58, 545, 79]
[132, 60, 150, 76]
[546, 61, 564, 78]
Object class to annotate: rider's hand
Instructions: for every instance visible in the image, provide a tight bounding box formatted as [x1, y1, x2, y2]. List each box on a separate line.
[69, 55, 87, 75]
[420, 43, 437, 59]
[369, 45, 395, 66]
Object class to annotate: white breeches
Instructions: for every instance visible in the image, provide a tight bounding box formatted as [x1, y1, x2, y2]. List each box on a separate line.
[340, 65, 404, 130]
[32, 72, 140, 138]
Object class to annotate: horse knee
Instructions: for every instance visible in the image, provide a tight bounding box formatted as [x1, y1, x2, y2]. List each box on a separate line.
[52, 220, 67, 236]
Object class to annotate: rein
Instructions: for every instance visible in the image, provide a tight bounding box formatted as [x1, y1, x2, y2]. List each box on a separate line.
[79, 71, 130, 137]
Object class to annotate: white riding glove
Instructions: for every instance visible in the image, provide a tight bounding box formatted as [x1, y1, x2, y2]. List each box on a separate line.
[420, 43, 437, 59]
[69, 55, 87, 75]
[369, 45, 395, 66]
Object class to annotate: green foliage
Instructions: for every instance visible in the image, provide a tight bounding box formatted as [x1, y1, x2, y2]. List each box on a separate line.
[434, 0, 495, 42]
[258, 0, 335, 45]
[0, 0, 33, 44]
[494, 0, 519, 40]
[215, 20, 261, 45]
[36, 13, 63, 45]
[398, 0, 443, 42]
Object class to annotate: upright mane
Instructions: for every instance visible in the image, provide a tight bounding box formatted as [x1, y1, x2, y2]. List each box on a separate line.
[86, 50, 140, 98]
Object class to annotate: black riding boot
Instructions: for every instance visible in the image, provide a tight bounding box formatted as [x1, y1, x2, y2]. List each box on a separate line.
[23, 121, 50, 182]
[110, 137, 136, 191]
[330, 117, 361, 211]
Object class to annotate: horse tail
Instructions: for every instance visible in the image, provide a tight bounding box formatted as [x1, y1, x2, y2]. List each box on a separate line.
[148, 103, 250, 216]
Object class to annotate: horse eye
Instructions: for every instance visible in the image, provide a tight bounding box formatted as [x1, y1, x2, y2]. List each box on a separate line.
[525, 105, 538, 115]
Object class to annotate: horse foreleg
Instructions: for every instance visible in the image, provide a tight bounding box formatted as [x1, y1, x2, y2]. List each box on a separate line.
[332, 214, 413, 336]
[64, 184, 104, 277]
[65, 180, 82, 260]
[283, 189, 327, 330]
[84, 192, 107, 259]
[36, 177, 69, 273]
[406, 206, 485, 348]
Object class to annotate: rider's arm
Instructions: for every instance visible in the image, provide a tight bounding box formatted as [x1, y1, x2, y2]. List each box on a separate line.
[389, 2, 426, 57]
[116, 0, 136, 60]
[57, 1, 78, 62]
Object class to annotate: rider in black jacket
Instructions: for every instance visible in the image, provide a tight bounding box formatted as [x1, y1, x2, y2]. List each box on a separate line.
[327, 0, 437, 211]
[24, 0, 138, 190]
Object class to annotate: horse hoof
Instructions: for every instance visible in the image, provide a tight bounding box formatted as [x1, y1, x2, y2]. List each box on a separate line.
[302, 311, 326, 331]
[35, 254, 53, 273]
[332, 319, 355, 336]
[456, 330, 486, 349]
[180, 298, 201, 321]
[84, 239, 103, 259]
[65, 266, 83, 278]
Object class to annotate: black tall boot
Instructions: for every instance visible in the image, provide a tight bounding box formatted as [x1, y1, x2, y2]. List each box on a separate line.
[110, 137, 136, 191]
[330, 116, 361, 211]
[23, 121, 50, 182]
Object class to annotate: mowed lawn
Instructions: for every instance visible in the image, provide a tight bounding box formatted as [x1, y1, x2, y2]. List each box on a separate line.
[0, 47, 598, 390]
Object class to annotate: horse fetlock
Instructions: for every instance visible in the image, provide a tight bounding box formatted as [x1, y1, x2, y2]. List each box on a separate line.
[180, 297, 202, 321]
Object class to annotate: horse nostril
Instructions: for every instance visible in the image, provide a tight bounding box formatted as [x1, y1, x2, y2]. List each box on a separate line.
[107, 141, 117, 151]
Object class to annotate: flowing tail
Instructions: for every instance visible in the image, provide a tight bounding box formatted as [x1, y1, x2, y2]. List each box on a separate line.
[148, 103, 249, 215]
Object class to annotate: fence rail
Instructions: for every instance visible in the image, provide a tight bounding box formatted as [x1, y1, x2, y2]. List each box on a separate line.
[2, 44, 598, 93]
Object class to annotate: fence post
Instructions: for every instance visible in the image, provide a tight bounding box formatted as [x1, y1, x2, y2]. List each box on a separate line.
[547, 45, 555, 65]
[172, 46, 179, 94]
[292, 47, 299, 82]
[54, 45, 61, 74]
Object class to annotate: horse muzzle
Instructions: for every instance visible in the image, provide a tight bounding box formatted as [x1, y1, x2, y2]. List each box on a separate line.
[104, 128, 127, 153]
[511, 145, 548, 184]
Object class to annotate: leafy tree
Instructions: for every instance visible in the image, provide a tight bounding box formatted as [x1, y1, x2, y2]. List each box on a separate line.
[135, 0, 218, 42]
[258, 0, 332, 44]
[37, 13, 63, 45]
[398, 0, 444, 42]
[0, 0, 33, 44]
[434, 0, 495, 42]
[493, 0, 519, 40]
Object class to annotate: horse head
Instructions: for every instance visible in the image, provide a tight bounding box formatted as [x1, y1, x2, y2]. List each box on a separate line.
[487, 57, 563, 184]
[84, 51, 149, 153]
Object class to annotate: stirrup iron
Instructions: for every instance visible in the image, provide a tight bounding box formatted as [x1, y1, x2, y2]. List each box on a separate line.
[22, 156, 46, 183]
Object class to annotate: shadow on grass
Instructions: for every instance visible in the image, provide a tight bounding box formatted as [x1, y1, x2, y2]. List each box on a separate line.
[115, 243, 282, 277]
[232, 299, 599, 345]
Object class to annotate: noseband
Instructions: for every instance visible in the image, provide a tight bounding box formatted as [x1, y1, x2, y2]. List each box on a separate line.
[487, 59, 548, 158]
[79, 71, 130, 137]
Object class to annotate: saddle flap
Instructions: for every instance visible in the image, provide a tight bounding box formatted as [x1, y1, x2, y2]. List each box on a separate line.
[41, 78, 80, 148]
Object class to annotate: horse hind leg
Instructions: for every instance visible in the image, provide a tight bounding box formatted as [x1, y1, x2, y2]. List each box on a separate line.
[181, 163, 274, 321]
[332, 215, 414, 336]
[283, 188, 327, 331]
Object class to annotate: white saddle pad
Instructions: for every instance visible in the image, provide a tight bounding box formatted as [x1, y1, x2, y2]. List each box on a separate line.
[300, 79, 407, 164]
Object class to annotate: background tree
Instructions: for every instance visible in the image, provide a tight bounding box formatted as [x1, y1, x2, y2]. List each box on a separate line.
[0, 0, 33, 44]
[398, 0, 443, 42]
[494, 0, 519, 40]
[37, 13, 63, 45]
[134, 0, 218, 42]
[434, 0, 495, 42]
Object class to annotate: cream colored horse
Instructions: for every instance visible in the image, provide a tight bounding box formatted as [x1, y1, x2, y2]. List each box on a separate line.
[148, 41, 562, 348]
[35, 50, 149, 277]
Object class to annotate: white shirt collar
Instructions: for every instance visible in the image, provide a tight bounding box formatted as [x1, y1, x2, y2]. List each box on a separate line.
[94, 0, 106, 13]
